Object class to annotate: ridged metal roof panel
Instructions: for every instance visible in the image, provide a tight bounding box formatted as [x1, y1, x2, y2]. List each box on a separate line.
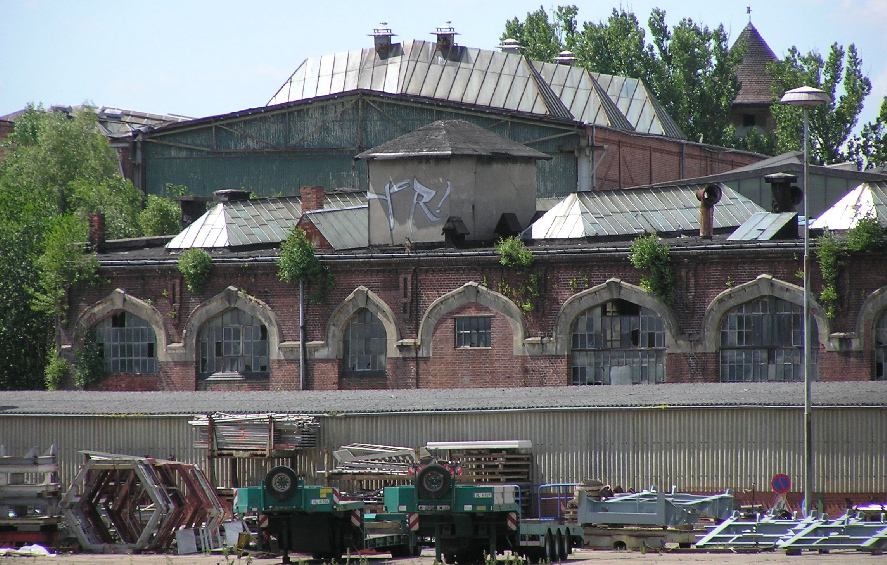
[811, 181, 887, 230]
[530, 184, 764, 239]
[304, 205, 369, 250]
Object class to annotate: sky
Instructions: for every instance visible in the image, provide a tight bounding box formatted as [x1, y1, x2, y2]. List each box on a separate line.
[2, 0, 886, 135]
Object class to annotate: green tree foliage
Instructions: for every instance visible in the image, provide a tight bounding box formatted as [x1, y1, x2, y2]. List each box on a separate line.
[277, 227, 334, 303]
[501, 6, 742, 146]
[0, 104, 143, 389]
[769, 44, 872, 164]
[848, 97, 887, 170]
[178, 248, 213, 294]
[139, 194, 182, 236]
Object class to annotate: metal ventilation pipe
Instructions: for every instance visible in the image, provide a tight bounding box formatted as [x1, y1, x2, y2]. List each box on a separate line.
[696, 184, 722, 238]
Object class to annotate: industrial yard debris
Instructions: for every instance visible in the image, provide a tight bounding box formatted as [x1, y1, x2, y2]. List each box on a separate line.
[59, 452, 225, 553]
[189, 413, 319, 456]
[0, 445, 61, 549]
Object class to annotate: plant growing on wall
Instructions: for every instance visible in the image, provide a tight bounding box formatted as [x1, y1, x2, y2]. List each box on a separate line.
[495, 236, 534, 269]
[178, 248, 213, 294]
[628, 234, 674, 303]
[73, 338, 105, 389]
[816, 215, 885, 319]
[277, 227, 334, 303]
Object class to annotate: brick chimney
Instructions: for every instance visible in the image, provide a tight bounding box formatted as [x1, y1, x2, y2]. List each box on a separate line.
[300, 186, 326, 212]
[89, 213, 106, 253]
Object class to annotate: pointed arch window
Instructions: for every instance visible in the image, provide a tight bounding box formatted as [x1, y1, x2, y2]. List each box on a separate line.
[874, 311, 887, 380]
[570, 299, 666, 385]
[93, 311, 157, 374]
[198, 309, 269, 379]
[720, 296, 817, 382]
[343, 309, 387, 378]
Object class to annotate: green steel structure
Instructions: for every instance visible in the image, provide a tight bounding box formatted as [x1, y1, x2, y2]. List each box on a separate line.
[134, 91, 582, 199]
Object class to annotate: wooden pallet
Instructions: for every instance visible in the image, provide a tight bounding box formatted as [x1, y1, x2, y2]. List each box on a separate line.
[450, 449, 533, 484]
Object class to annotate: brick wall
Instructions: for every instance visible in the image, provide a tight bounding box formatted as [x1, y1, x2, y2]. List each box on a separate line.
[65, 244, 887, 391]
[591, 127, 762, 190]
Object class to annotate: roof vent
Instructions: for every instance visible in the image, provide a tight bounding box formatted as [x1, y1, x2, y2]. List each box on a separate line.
[494, 213, 522, 239]
[370, 23, 396, 58]
[433, 21, 458, 53]
[764, 172, 802, 214]
[442, 216, 469, 247]
[553, 50, 578, 65]
[498, 38, 522, 52]
[213, 189, 251, 202]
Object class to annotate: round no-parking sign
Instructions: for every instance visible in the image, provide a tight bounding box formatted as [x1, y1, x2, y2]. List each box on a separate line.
[772, 473, 791, 493]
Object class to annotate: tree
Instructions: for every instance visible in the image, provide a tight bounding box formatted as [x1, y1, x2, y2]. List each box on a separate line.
[0, 104, 144, 389]
[501, 7, 742, 147]
[277, 227, 334, 303]
[847, 97, 887, 170]
[768, 43, 872, 164]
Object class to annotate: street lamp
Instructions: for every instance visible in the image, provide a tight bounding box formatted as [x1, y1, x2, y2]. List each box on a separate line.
[779, 85, 830, 517]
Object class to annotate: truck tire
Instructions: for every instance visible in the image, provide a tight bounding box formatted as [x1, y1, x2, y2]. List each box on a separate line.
[416, 464, 451, 499]
[265, 465, 298, 500]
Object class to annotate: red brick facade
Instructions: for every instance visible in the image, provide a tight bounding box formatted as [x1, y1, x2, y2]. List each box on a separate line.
[590, 126, 761, 190]
[63, 244, 887, 391]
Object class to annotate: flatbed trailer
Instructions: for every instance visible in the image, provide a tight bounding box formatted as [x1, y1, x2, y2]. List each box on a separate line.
[234, 466, 417, 563]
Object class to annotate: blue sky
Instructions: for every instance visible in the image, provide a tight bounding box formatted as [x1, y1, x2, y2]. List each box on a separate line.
[2, 0, 885, 135]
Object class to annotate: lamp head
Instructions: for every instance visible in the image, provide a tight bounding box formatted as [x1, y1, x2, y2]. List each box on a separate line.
[780, 86, 831, 109]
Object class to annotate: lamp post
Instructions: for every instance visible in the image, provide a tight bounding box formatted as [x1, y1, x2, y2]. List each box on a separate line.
[779, 86, 830, 517]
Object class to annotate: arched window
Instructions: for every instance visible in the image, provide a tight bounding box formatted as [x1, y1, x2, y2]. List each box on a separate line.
[93, 311, 157, 374]
[875, 311, 887, 380]
[198, 309, 268, 378]
[720, 296, 817, 382]
[570, 299, 666, 385]
[342, 309, 387, 378]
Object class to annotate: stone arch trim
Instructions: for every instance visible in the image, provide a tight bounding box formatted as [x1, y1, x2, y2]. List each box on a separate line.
[700, 274, 830, 352]
[314, 286, 401, 360]
[552, 278, 681, 356]
[417, 282, 528, 357]
[857, 285, 887, 350]
[182, 286, 283, 361]
[75, 289, 169, 362]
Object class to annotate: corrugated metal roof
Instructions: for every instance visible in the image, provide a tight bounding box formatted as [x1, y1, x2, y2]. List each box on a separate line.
[0, 382, 883, 416]
[810, 181, 887, 230]
[727, 212, 798, 241]
[529, 184, 763, 239]
[591, 73, 685, 138]
[166, 193, 366, 249]
[269, 40, 682, 136]
[303, 205, 368, 250]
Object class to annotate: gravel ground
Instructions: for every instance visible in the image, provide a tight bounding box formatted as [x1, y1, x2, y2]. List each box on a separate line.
[0, 547, 883, 565]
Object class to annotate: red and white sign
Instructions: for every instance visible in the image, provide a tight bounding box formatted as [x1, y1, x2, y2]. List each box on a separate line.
[407, 513, 419, 531]
[258, 514, 269, 529]
[507, 511, 518, 530]
[351, 510, 362, 528]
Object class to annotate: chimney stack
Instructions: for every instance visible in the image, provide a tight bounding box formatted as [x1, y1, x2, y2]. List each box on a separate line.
[371, 23, 395, 58]
[89, 213, 106, 253]
[696, 184, 722, 239]
[433, 22, 458, 54]
[300, 186, 326, 213]
[765, 172, 802, 214]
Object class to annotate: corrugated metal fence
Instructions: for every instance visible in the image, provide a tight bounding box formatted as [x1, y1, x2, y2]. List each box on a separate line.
[1, 406, 884, 494]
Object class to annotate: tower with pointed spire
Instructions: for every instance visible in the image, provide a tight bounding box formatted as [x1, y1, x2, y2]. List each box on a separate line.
[730, 20, 779, 137]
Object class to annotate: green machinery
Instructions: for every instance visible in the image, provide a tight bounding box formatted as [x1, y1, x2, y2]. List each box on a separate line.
[235, 463, 581, 564]
[234, 465, 418, 563]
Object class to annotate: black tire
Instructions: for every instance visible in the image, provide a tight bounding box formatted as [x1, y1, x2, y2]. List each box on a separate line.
[557, 530, 567, 561]
[265, 465, 299, 500]
[416, 464, 452, 499]
[545, 531, 556, 562]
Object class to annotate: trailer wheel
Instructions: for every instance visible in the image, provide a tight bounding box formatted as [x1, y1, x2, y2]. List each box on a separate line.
[545, 531, 556, 562]
[416, 464, 451, 499]
[557, 530, 566, 561]
[265, 465, 298, 500]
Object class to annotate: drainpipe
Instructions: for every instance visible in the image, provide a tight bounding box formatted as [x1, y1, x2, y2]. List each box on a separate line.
[299, 280, 306, 390]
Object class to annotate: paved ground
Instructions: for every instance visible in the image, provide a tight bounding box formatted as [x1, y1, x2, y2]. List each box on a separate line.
[0, 547, 883, 565]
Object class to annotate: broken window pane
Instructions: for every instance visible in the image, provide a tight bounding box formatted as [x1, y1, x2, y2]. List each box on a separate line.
[719, 296, 817, 382]
[570, 299, 665, 385]
[198, 309, 269, 378]
[93, 312, 158, 375]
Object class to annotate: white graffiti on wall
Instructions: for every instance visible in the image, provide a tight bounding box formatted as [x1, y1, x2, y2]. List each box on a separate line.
[368, 177, 452, 235]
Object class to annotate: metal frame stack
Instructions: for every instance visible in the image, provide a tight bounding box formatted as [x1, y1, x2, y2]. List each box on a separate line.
[189, 413, 319, 457]
[0, 445, 61, 548]
[59, 452, 225, 553]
